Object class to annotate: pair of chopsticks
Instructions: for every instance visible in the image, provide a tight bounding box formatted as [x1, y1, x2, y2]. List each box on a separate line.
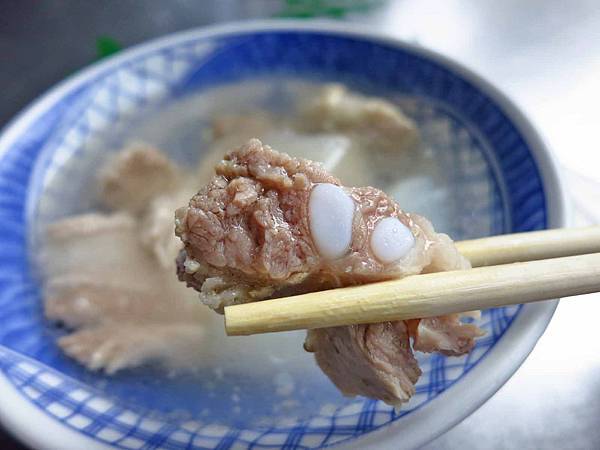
[224, 226, 600, 336]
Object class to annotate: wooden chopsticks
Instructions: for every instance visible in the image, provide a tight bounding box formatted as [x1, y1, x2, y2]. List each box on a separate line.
[224, 226, 600, 336]
[455, 226, 600, 267]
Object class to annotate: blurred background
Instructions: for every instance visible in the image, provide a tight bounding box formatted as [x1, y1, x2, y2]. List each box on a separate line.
[2, 1, 599, 448]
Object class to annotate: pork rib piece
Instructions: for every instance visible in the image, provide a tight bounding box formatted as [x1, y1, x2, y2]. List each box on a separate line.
[98, 143, 180, 214]
[175, 138, 484, 405]
[299, 84, 418, 152]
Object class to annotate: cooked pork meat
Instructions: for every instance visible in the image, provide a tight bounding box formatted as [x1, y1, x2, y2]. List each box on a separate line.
[410, 314, 483, 356]
[175, 139, 456, 309]
[175, 138, 484, 405]
[139, 186, 198, 269]
[99, 144, 180, 214]
[44, 144, 215, 374]
[59, 322, 206, 375]
[304, 321, 421, 405]
[299, 84, 418, 151]
[211, 112, 275, 141]
[43, 212, 211, 374]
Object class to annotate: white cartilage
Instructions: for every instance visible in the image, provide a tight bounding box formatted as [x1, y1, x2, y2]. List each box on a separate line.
[370, 217, 415, 264]
[308, 183, 354, 260]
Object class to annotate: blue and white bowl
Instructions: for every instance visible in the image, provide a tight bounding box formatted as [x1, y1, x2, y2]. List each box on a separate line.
[0, 21, 565, 449]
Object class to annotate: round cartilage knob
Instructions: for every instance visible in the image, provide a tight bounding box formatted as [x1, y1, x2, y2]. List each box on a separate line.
[309, 183, 354, 260]
[370, 217, 415, 264]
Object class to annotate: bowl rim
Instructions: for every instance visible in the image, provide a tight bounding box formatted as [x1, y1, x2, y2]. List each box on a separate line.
[0, 19, 566, 450]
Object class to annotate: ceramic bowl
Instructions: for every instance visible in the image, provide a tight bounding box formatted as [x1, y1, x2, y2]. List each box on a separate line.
[0, 21, 565, 450]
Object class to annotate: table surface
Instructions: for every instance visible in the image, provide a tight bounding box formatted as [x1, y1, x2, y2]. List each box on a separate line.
[2, 1, 600, 449]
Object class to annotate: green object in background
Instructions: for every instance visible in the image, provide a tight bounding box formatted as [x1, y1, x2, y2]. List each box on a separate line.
[96, 36, 123, 59]
[93, 3, 385, 61]
[277, 0, 385, 18]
